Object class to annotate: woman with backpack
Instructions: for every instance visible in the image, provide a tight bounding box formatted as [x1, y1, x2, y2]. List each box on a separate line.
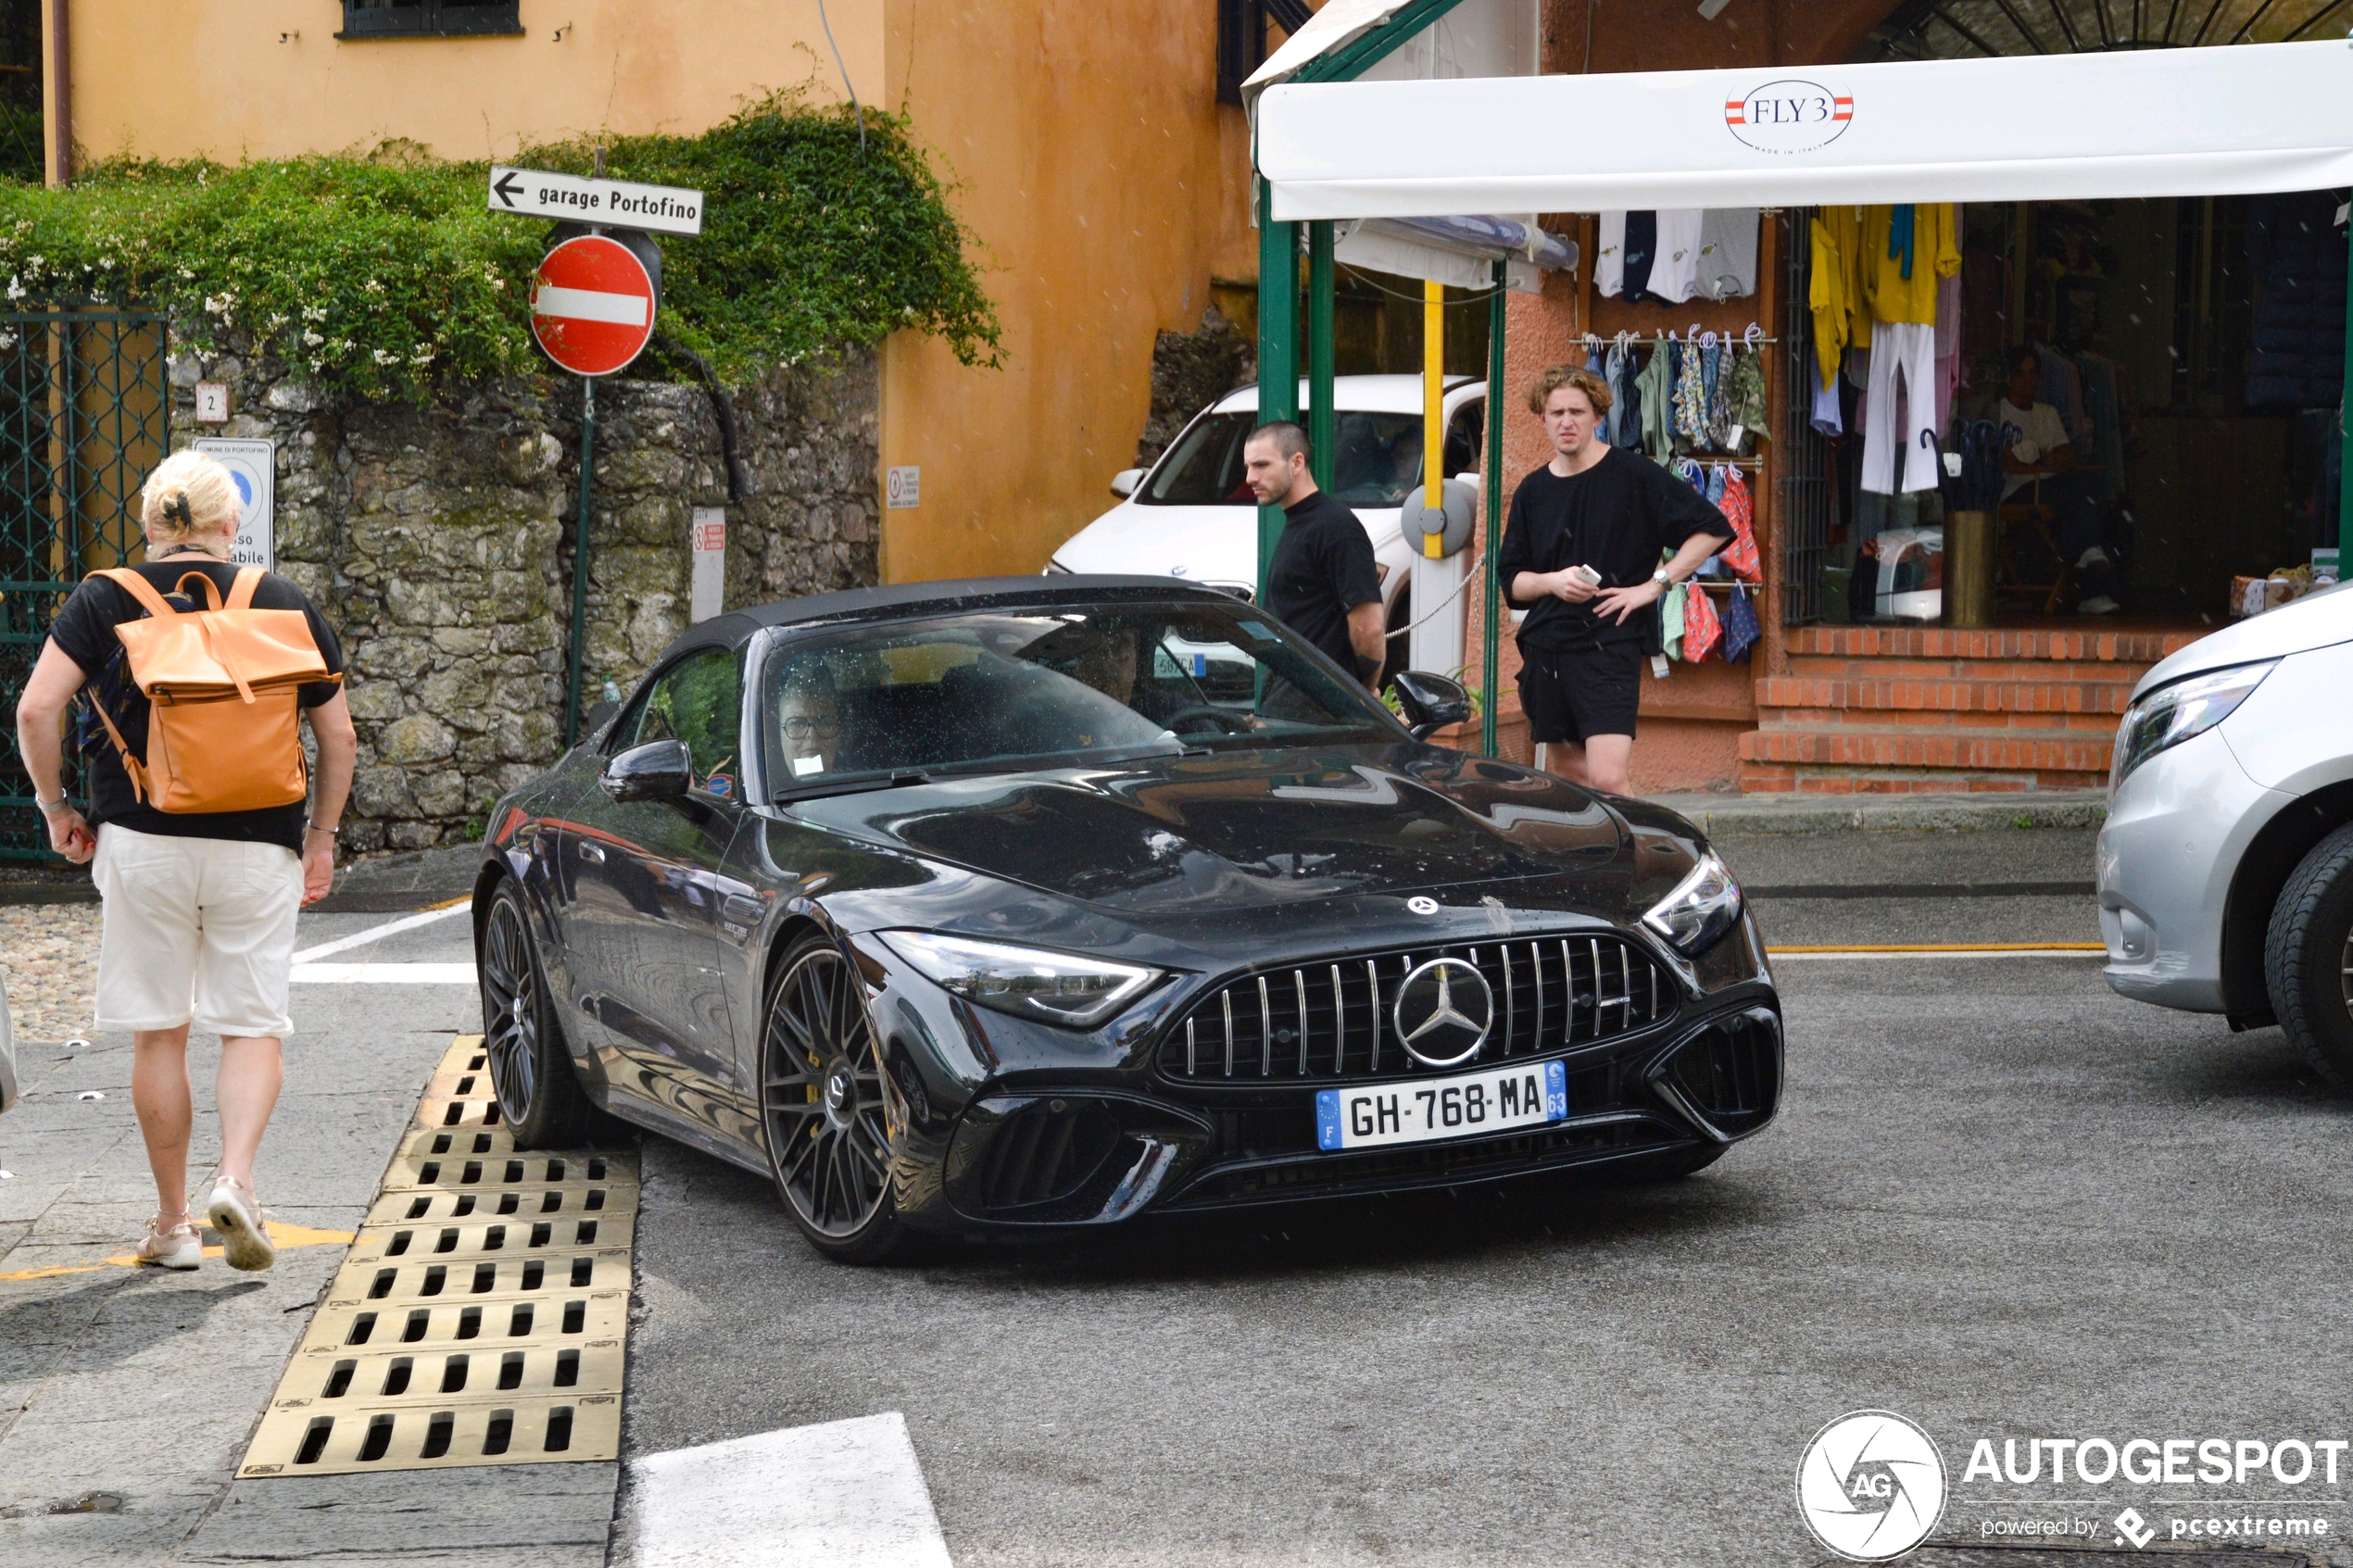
[13, 450, 356, 1273]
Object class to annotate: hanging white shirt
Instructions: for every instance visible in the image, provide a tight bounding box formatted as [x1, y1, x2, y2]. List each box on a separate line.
[1595, 211, 1626, 297]
[1695, 208, 1760, 301]
[1646, 209, 1706, 305]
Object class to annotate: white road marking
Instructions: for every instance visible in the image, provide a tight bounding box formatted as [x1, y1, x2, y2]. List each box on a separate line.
[292, 904, 470, 963]
[1769, 948, 2105, 962]
[626, 1412, 953, 1568]
[291, 961, 477, 985]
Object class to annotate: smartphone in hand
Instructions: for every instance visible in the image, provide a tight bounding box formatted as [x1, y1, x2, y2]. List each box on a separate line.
[1568, 565, 1602, 587]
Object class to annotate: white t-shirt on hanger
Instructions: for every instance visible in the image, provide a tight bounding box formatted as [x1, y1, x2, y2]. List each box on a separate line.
[1647, 210, 1706, 305]
[1696, 208, 1760, 300]
[1595, 211, 1626, 297]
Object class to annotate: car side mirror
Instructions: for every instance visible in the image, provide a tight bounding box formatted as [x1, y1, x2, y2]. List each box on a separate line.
[1110, 468, 1144, 498]
[600, 738, 693, 802]
[1391, 671, 1471, 740]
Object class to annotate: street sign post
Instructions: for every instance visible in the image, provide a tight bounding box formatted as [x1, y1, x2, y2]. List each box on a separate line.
[486, 166, 705, 237]
[530, 234, 657, 379]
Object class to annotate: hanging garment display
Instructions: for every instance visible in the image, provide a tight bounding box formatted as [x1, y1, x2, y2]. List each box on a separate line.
[1660, 581, 1687, 660]
[1595, 211, 1627, 298]
[1622, 210, 1660, 303]
[1695, 209, 1760, 301]
[1862, 202, 1959, 326]
[1608, 338, 1639, 449]
[1721, 346, 1769, 452]
[1647, 209, 1707, 305]
[1636, 338, 1674, 458]
[1681, 578, 1723, 662]
[1809, 207, 1873, 389]
[1933, 271, 1963, 434]
[1673, 338, 1708, 448]
[1806, 342, 1843, 436]
[1721, 582, 1760, 664]
[1718, 467, 1762, 583]
[1861, 320, 1940, 495]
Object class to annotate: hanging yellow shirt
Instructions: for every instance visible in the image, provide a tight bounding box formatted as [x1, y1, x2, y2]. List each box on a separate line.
[1862, 202, 1960, 326]
[1808, 206, 1872, 387]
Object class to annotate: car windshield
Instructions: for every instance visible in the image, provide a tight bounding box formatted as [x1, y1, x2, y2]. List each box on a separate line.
[1139, 410, 1430, 508]
[761, 600, 1398, 796]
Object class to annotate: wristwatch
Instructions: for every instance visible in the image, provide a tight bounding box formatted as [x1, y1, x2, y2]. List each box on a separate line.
[1651, 568, 1675, 587]
[34, 794, 69, 815]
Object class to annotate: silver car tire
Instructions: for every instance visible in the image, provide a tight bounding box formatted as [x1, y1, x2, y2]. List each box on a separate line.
[2265, 822, 2353, 1089]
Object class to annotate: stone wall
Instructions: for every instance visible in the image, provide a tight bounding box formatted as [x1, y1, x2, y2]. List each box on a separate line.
[165, 346, 880, 853]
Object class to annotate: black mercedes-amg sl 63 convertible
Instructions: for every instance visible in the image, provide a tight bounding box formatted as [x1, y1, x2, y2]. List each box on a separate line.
[472, 576, 1780, 1261]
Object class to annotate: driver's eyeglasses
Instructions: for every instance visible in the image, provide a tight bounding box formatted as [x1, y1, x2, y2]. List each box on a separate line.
[780, 716, 841, 740]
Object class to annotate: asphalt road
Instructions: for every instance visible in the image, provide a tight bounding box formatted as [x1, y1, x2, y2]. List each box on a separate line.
[619, 827, 2353, 1566]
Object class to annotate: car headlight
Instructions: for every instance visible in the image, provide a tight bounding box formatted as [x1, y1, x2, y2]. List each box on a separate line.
[2110, 660, 2276, 794]
[1641, 852, 1743, 955]
[878, 931, 1162, 1028]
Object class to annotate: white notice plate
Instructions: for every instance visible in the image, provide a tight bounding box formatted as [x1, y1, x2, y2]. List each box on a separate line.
[1315, 1060, 1568, 1151]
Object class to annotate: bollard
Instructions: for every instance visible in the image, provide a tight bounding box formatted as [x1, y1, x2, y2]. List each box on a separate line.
[1944, 509, 1994, 628]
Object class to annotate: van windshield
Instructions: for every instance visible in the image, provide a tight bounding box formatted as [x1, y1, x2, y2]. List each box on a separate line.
[1139, 411, 1430, 508]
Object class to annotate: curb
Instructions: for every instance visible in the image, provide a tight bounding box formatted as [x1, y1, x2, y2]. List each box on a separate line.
[1648, 790, 2108, 835]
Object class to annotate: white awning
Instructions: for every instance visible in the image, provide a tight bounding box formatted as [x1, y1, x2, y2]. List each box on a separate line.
[1257, 41, 2353, 220]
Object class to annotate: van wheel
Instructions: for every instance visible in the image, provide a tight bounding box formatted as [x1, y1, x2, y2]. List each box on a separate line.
[2264, 823, 2353, 1089]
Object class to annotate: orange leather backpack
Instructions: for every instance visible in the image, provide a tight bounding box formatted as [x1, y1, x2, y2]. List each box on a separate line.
[84, 565, 340, 814]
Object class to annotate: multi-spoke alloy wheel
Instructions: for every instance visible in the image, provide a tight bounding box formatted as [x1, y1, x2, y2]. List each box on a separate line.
[476, 883, 591, 1147]
[761, 936, 904, 1261]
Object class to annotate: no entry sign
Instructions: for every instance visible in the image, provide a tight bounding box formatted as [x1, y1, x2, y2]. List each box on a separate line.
[530, 234, 656, 377]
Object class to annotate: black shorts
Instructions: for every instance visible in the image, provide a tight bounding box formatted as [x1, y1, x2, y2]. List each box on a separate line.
[1517, 641, 1643, 746]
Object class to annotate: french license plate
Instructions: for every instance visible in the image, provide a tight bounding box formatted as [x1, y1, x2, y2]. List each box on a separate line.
[1315, 1060, 1568, 1151]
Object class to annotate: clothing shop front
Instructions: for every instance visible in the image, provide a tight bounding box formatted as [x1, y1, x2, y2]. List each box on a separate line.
[1254, 34, 2353, 793]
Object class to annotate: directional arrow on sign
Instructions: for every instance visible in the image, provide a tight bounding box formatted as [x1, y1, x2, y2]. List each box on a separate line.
[491, 169, 526, 208]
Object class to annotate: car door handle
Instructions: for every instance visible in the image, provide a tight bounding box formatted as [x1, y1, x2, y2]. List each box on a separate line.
[577, 842, 606, 865]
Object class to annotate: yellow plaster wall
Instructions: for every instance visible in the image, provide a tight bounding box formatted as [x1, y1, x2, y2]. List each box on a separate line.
[53, 0, 877, 164]
[876, 0, 1239, 583]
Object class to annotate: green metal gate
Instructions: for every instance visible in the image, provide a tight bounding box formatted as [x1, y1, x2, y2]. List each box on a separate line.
[0, 308, 170, 859]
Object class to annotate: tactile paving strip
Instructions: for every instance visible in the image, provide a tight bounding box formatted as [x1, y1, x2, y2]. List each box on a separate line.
[239, 1036, 637, 1477]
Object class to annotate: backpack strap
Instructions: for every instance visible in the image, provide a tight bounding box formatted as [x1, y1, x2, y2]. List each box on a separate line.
[91, 567, 179, 621]
[226, 565, 264, 611]
[79, 682, 150, 806]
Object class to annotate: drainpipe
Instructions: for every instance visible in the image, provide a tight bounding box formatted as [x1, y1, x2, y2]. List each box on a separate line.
[46, 0, 69, 185]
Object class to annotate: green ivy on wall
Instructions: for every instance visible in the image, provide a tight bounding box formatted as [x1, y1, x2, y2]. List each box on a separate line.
[0, 92, 999, 400]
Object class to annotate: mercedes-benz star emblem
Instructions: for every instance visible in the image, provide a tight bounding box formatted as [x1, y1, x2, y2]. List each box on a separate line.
[1407, 896, 1441, 915]
[1391, 957, 1493, 1068]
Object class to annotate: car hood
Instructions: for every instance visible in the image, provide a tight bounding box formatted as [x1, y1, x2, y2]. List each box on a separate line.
[2133, 580, 2353, 700]
[786, 746, 1630, 916]
[1051, 500, 1404, 585]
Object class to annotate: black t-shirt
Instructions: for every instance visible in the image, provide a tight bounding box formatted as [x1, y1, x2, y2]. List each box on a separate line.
[1498, 447, 1734, 653]
[1264, 489, 1384, 679]
[48, 558, 346, 853]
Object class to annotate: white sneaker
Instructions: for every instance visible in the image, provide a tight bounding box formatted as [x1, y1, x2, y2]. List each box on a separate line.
[2078, 595, 2120, 616]
[134, 1214, 201, 1271]
[207, 1177, 276, 1273]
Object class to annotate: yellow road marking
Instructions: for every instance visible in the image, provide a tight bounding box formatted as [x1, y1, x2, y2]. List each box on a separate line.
[0, 1220, 357, 1283]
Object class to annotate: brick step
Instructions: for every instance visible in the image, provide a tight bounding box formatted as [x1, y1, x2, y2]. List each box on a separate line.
[1784, 655, 2155, 684]
[1789, 626, 2203, 663]
[1739, 762, 2107, 796]
[1760, 709, 2120, 735]
[1738, 728, 2114, 774]
[1757, 675, 2138, 716]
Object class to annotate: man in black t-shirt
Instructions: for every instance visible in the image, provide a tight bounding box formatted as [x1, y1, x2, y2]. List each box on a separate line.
[1248, 420, 1386, 687]
[1498, 366, 1732, 796]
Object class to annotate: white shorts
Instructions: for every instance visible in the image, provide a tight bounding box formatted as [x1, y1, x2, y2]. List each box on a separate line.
[92, 825, 303, 1037]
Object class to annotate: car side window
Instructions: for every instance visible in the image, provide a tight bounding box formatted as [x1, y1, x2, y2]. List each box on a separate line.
[621, 648, 743, 794]
[1444, 400, 1483, 478]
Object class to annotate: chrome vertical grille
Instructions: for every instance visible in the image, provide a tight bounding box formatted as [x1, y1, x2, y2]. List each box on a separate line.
[1157, 935, 1674, 1085]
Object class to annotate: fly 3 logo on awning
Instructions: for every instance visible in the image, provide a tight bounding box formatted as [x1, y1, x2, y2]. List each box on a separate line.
[1724, 80, 1856, 155]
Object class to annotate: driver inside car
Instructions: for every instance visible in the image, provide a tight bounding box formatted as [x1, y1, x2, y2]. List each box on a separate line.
[775, 666, 842, 779]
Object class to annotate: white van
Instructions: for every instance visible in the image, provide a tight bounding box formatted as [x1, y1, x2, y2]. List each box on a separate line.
[1047, 375, 1490, 674]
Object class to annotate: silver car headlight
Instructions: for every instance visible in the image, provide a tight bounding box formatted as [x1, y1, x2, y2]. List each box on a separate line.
[2110, 660, 2276, 794]
[879, 931, 1162, 1028]
[1641, 852, 1743, 955]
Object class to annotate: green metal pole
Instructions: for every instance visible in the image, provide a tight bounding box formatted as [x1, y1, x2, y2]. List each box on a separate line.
[1481, 260, 1505, 759]
[564, 374, 596, 748]
[1256, 181, 1298, 596]
[2339, 206, 2351, 569]
[1307, 220, 1336, 490]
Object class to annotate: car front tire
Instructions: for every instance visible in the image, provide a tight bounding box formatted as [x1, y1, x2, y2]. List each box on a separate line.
[479, 880, 596, 1148]
[759, 932, 907, 1264]
[2265, 822, 2353, 1089]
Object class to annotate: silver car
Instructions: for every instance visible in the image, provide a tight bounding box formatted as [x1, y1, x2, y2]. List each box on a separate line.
[2097, 583, 2353, 1080]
